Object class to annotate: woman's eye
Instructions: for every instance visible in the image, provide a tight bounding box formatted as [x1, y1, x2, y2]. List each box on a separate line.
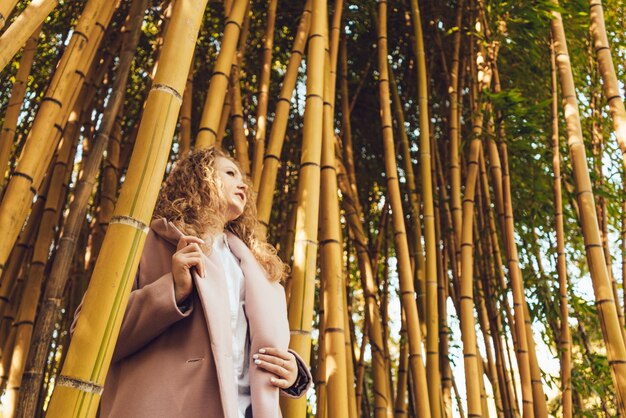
[226, 170, 236, 176]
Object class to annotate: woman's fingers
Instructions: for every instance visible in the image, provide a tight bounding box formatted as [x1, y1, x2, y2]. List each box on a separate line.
[253, 348, 298, 386]
[177, 235, 205, 251]
[257, 347, 293, 361]
[269, 377, 290, 389]
[253, 356, 288, 377]
[173, 252, 205, 277]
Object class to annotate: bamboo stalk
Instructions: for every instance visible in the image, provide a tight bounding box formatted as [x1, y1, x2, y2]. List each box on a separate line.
[0, 0, 59, 72]
[45, 0, 206, 415]
[0, 26, 40, 190]
[589, 0, 626, 169]
[178, 53, 194, 159]
[3, 120, 78, 418]
[195, 0, 248, 148]
[256, 0, 311, 238]
[0, 0, 18, 29]
[377, 2, 430, 417]
[550, 4, 626, 411]
[0, 0, 117, 279]
[280, 1, 325, 416]
[16, 1, 149, 414]
[407, 1, 442, 414]
[319, 45, 349, 417]
[336, 144, 394, 417]
[250, 0, 277, 189]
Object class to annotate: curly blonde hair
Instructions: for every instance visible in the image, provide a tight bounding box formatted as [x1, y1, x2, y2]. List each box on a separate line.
[153, 147, 288, 282]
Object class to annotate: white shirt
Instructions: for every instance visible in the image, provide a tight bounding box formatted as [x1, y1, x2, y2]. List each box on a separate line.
[212, 233, 250, 418]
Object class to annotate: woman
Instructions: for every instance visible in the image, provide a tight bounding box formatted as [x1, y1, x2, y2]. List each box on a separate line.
[99, 147, 311, 418]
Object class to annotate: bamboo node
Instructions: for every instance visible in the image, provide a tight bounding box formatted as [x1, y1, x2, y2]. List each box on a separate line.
[56, 375, 104, 395]
[110, 216, 149, 233]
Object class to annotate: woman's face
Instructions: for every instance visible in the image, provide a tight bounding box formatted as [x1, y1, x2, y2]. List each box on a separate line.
[215, 156, 247, 222]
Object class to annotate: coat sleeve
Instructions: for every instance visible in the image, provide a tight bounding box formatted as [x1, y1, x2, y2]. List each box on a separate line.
[280, 349, 313, 399]
[110, 270, 194, 362]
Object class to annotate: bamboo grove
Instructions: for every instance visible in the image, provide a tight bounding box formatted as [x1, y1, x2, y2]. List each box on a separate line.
[0, 0, 625, 416]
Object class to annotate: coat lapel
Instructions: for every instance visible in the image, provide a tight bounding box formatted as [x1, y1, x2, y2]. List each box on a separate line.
[151, 219, 238, 418]
[226, 233, 290, 418]
[193, 250, 238, 418]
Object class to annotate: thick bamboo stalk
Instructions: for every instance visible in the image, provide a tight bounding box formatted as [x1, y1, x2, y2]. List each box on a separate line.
[589, 0, 626, 169]
[319, 48, 349, 418]
[45, 0, 206, 415]
[280, 1, 325, 416]
[550, 4, 626, 411]
[250, 0, 277, 189]
[0, 27, 40, 189]
[408, 1, 442, 414]
[377, 2, 430, 417]
[3, 122, 78, 418]
[16, 1, 148, 414]
[195, 0, 248, 148]
[458, 110, 484, 417]
[0, 0, 117, 279]
[0, 0, 58, 72]
[0, 0, 18, 29]
[256, 0, 311, 237]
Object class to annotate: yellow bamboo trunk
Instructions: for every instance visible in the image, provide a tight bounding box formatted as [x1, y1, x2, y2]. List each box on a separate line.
[230, 58, 251, 174]
[17, 1, 149, 414]
[3, 126, 77, 418]
[178, 55, 194, 158]
[0, 0, 18, 29]
[250, 0, 277, 190]
[377, 2, 430, 417]
[336, 131, 394, 418]
[342, 277, 358, 418]
[256, 0, 311, 237]
[388, 65, 426, 329]
[0, 0, 117, 279]
[550, 4, 626, 412]
[216, 86, 232, 148]
[395, 311, 409, 418]
[0, 0, 58, 72]
[195, 0, 248, 148]
[549, 36, 572, 418]
[408, 1, 442, 414]
[589, 0, 626, 169]
[339, 34, 363, 222]
[319, 30, 349, 418]
[280, 2, 325, 416]
[458, 111, 484, 417]
[0, 26, 40, 189]
[449, 0, 464, 255]
[45, 1, 207, 416]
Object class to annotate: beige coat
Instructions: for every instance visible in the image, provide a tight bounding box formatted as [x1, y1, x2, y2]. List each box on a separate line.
[100, 219, 310, 418]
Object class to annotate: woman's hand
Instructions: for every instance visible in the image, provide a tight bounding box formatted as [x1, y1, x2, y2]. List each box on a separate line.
[253, 348, 298, 388]
[172, 235, 205, 304]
